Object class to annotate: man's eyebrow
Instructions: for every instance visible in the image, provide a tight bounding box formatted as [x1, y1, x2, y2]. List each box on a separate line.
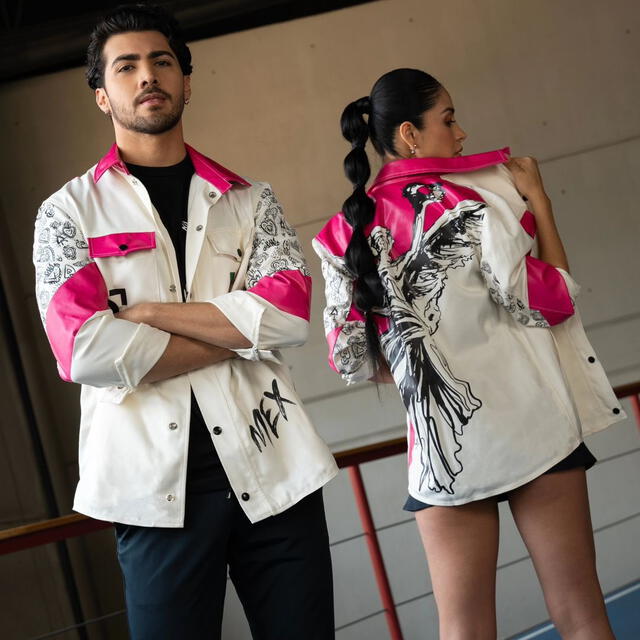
[149, 50, 177, 60]
[111, 50, 176, 68]
[111, 53, 140, 68]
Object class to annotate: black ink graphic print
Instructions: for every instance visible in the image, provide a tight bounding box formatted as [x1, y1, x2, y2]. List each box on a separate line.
[249, 379, 296, 452]
[34, 202, 91, 322]
[245, 187, 310, 288]
[373, 182, 485, 494]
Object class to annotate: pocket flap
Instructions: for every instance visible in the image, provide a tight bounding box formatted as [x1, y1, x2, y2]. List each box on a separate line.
[88, 232, 156, 258]
[207, 227, 243, 259]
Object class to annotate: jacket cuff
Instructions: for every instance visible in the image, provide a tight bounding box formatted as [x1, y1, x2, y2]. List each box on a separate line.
[208, 290, 265, 357]
[114, 322, 171, 387]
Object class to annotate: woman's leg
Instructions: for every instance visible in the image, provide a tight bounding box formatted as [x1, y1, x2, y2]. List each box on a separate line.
[508, 468, 614, 640]
[415, 499, 500, 640]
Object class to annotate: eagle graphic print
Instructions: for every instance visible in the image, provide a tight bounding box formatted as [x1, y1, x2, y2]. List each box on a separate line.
[372, 182, 486, 494]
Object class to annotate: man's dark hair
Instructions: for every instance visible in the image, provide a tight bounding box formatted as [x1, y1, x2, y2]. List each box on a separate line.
[86, 3, 193, 89]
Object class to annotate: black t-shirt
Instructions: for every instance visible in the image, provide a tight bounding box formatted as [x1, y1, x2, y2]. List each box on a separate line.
[126, 156, 230, 492]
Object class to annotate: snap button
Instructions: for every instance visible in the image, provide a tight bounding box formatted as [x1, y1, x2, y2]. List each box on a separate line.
[237, 248, 242, 257]
[166, 494, 175, 502]
[241, 492, 250, 501]
[169, 422, 178, 430]
[208, 191, 216, 198]
[613, 408, 621, 415]
[587, 356, 596, 363]
[132, 179, 138, 185]
[116, 385, 124, 390]
[119, 244, 128, 251]
[196, 224, 203, 231]
[212, 426, 222, 435]
[169, 284, 176, 293]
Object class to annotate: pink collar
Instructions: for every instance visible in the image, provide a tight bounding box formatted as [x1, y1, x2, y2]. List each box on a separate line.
[94, 143, 250, 193]
[371, 147, 510, 190]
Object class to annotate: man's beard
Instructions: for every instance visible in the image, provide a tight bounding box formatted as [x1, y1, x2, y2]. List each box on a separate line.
[110, 96, 184, 135]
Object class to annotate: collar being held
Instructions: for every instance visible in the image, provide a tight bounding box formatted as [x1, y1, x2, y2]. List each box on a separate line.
[371, 147, 510, 190]
[94, 143, 250, 194]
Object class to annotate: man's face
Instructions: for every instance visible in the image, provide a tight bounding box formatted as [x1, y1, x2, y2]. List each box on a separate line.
[95, 30, 191, 135]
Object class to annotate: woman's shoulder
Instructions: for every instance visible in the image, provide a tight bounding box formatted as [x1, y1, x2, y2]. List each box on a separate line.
[313, 211, 353, 259]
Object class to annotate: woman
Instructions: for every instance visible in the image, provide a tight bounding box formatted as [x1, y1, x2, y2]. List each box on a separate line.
[313, 68, 625, 639]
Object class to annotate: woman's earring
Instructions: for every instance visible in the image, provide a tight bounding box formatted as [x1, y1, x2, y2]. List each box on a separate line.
[410, 145, 417, 156]
[185, 98, 190, 105]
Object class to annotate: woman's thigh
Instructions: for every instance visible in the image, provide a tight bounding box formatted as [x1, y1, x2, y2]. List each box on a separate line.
[508, 469, 614, 639]
[415, 498, 500, 639]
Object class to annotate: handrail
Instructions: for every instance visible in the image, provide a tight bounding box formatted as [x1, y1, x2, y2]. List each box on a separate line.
[1, 380, 638, 556]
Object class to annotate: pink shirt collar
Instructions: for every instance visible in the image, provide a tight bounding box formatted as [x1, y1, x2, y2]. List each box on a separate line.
[370, 147, 510, 190]
[94, 143, 250, 193]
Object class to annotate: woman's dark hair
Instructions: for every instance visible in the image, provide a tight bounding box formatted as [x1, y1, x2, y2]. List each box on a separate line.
[86, 3, 193, 90]
[340, 68, 442, 370]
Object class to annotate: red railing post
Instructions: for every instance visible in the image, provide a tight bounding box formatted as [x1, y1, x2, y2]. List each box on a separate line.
[630, 394, 640, 434]
[348, 464, 404, 640]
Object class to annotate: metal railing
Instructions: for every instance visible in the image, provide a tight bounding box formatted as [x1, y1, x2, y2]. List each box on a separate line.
[1, 380, 639, 640]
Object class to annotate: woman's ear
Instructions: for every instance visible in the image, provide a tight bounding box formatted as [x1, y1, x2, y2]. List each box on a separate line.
[398, 121, 417, 156]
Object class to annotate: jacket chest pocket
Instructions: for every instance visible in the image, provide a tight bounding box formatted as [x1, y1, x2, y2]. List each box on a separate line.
[202, 226, 254, 295]
[87, 232, 160, 310]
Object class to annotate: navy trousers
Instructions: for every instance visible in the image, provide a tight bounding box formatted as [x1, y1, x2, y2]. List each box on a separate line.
[115, 489, 334, 639]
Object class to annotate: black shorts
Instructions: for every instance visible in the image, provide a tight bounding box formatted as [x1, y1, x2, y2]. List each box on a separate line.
[403, 442, 597, 512]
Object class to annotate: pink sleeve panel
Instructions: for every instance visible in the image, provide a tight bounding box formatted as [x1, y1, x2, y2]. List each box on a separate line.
[525, 256, 574, 325]
[520, 211, 536, 238]
[248, 270, 312, 321]
[315, 214, 352, 259]
[45, 262, 109, 381]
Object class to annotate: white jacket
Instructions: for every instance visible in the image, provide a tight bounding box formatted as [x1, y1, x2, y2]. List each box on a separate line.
[34, 144, 337, 526]
[313, 148, 625, 506]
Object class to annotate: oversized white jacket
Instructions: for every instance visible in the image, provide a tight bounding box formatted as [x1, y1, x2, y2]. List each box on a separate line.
[34, 144, 337, 526]
[313, 148, 625, 506]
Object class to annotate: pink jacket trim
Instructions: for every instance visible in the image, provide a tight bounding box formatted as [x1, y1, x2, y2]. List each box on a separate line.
[408, 421, 415, 466]
[45, 262, 109, 381]
[371, 147, 511, 188]
[315, 214, 352, 259]
[525, 256, 574, 325]
[185, 144, 250, 193]
[326, 327, 342, 373]
[326, 307, 390, 372]
[520, 211, 537, 238]
[94, 144, 130, 182]
[248, 271, 312, 321]
[88, 232, 156, 258]
[94, 143, 251, 193]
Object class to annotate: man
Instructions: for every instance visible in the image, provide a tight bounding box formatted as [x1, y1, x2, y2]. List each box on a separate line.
[33, 4, 337, 638]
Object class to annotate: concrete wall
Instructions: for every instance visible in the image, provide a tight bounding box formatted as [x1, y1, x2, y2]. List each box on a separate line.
[1, 0, 639, 638]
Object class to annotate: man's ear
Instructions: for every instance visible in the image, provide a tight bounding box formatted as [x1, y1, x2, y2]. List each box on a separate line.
[95, 87, 111, 116]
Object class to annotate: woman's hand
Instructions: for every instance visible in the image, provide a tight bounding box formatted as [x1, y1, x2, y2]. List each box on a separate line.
[505, 156, 548, 203]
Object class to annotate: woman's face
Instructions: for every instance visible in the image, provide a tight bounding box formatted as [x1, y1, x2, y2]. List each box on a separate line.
[396, 88, 467, 159]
